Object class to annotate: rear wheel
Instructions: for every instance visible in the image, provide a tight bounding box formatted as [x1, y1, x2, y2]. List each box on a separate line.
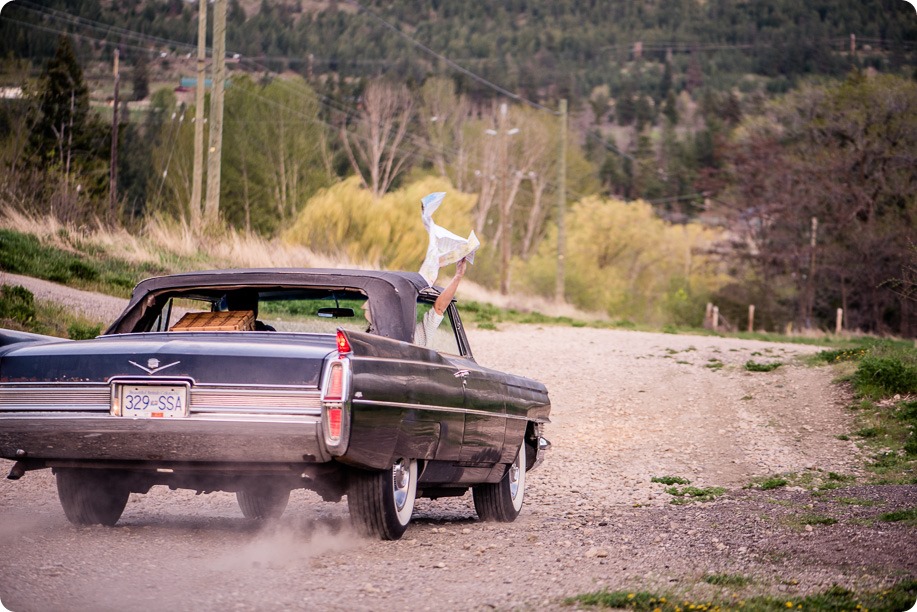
[473, 442, 526, 522]
[347, 458, 417, 540]
[236, 485, 290, 520]
[55, 469, 130, 527]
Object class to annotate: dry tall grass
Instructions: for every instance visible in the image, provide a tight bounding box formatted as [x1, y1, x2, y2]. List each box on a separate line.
[0, 205, 349, 271]
[0, 205, 603, 321]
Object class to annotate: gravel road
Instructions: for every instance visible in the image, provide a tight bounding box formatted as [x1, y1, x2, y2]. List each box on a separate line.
[0, 278, 915, 611]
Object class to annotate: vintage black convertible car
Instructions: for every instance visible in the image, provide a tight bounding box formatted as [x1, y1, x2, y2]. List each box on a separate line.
[0, 269, 550, 539]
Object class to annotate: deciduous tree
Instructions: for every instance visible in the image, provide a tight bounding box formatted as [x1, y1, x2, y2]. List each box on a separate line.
[340, 80, 414, 199]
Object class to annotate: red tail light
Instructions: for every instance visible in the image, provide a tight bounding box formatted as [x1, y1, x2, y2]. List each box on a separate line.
[326, 363, 343, 401]
[336, 330, 351, 355]
[327, 407, 342, 440]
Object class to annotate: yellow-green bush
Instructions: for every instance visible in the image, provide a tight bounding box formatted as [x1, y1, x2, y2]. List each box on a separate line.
[517, 196, 728, 324]
[282, 176, 477, 281]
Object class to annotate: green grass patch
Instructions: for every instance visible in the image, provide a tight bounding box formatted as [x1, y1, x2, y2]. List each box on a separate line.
[849, 342, 917, 399]
[651, 475, 691, 485]
[855, 426, 883, 438]
[460, 300, 588, 330]
[797, 513, 838, 526]
[748, 470, 856, 492]
[702, 573, 752, 587]
[879, 507, 917, 524]
[813, 339, 917, 483]
[664, 485, 725, 503]
[0, 228, 163, 298]
[833, 497, 879, 506]
[1, 284, 106, 339]
[705, 358, 724, 371]
[566, 581, 917, 611]
[745, 360, 782, 372]
[756, 476, 788, 491]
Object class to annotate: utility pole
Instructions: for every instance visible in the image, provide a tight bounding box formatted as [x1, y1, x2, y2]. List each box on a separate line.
[498, 103, 510, 295]
[190, 0, 207, 231]
[804, 216, 818, 328]
[109, 48, 120, 220]
[204, 0, 227, 229]
[554, 98, 567, 303]
[492, 103, 520, 295]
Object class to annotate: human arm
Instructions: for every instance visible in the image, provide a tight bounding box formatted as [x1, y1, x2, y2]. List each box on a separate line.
[433, 258, 467, 315]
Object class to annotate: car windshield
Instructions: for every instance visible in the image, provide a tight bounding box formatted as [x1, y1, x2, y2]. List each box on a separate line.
[144, 287, 371, 334]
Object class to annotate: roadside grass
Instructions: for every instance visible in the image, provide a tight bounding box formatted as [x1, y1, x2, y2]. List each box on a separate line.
[1, 284, 103, 339]
[744, 360, 782, 372]
[460, 300, 589, 330]
[651, 476, 691, 486]
[0, 228, 164, 298]
[663, 485, 726, 504]
[751, 476, 788, 491]
[811, 340, 917, 485]
[833, 497, 880, 506]
[0, 215, 347, 300]
[746, 470, 855, 492]
[703, 573, 752, 587]
[879, 507, 917, 525]
[566, 581, 917, 611]
[705, 358, 725, 371]
[791, 513, 838, 527]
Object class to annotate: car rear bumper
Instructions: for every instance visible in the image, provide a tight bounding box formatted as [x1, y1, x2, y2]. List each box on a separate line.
[0, 413, 331, 464]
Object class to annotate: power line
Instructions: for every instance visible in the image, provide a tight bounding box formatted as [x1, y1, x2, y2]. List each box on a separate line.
[343, 0, 559, 116]
[5, 4, 698, 206]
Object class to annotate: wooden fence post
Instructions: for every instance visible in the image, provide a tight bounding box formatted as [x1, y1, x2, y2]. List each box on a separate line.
[835, 308, 843, 334]
[712, 306, 719, 331]
[748, 304, 755, 333]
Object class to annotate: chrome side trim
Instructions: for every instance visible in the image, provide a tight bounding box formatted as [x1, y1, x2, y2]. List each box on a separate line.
[352, 398, 526, 421]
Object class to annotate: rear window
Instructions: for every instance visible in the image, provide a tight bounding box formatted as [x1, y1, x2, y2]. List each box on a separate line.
[145, 288, 370, 334]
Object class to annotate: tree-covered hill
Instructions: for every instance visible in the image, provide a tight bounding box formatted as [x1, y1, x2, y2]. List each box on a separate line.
[2, 0, 915, 101]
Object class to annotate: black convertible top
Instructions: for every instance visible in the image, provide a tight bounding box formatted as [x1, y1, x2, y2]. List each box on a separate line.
[107, 268, 434, 341]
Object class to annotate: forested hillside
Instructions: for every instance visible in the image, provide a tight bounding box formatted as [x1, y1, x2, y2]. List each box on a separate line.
[0, 0, 915, 336]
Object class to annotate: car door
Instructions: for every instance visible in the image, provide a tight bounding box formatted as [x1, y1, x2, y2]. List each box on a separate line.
[435, 304, 507, 465]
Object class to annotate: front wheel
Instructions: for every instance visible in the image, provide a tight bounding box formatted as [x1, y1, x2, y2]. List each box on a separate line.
[347, 458, 417, 540]
[56, 468, 130, 527]
[473, 442, 526, 522]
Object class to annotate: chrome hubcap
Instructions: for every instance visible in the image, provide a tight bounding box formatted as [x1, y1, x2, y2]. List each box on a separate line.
[508, 455, 521, 499]
[392, 459, 411, 511]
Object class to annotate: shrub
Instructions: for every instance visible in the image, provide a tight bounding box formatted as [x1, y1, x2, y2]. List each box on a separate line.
[68, 322, 102, 340]
[0, 285, 36, 324]
[853, 353, 917, 398]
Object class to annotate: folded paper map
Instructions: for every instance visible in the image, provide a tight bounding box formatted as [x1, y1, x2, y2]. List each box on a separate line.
[419, 192, 480, 286]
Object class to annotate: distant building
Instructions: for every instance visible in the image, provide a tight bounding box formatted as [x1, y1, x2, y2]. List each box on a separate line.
[0, 87, 23, 100]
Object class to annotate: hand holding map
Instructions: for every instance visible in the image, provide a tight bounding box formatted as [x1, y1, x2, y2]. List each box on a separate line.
[418, 192, 480, 286]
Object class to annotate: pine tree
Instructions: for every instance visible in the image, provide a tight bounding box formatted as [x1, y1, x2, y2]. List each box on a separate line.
[27, 36, 92, 165]
[131, 51, 150, 101]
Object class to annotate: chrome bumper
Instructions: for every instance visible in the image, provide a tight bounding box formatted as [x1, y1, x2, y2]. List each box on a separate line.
[531, 436, 551, 469]
[0, 413, 331, 465]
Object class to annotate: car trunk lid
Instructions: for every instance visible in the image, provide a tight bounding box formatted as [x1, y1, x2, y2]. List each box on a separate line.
[0, 332, 335, 387]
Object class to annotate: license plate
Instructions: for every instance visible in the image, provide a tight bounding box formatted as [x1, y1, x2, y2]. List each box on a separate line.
[118, 384, 188, 418]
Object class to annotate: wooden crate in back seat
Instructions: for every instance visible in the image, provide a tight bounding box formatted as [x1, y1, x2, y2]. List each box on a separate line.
[170, 310, 255, 332]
